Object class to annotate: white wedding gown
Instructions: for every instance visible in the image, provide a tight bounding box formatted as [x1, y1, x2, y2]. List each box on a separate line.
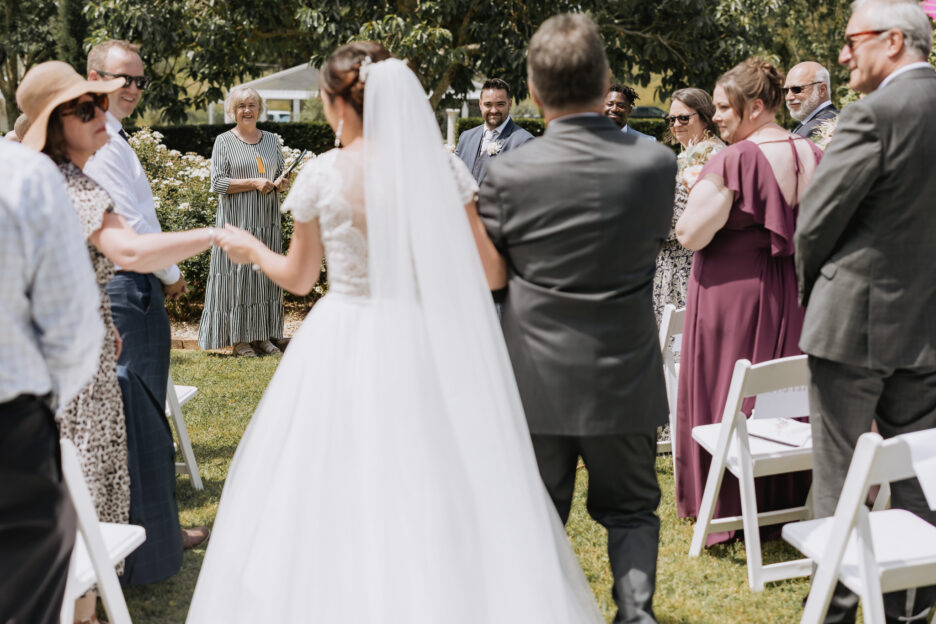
[186, 59, 603, 624]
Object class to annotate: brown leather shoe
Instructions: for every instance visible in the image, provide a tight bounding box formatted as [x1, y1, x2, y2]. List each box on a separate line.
[182, 526, 210, 549]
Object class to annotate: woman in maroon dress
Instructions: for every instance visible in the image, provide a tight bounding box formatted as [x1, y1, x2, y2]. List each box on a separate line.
[674, 58, 822, 545]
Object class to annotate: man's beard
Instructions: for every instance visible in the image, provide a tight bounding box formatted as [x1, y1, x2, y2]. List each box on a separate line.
[788, 89, 822, 122]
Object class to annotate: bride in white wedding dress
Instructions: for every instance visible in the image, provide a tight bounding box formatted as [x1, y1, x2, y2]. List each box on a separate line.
[186, 42, 603, 623]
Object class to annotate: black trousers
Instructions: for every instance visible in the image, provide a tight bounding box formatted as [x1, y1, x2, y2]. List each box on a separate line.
[531, 431, 660, 624]
[808, 355, 936, 623]
[0, 395, 76, 624]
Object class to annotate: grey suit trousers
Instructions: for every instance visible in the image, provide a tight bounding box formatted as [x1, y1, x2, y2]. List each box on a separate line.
[807, 356, 936, 623]
[531, 431, 660, 624]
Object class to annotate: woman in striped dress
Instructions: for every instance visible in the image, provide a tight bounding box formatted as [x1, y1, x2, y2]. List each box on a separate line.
[198, 86, 286, 356]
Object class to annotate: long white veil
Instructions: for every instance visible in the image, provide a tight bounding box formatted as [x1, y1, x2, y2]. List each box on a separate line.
[362, 58, 602, 621]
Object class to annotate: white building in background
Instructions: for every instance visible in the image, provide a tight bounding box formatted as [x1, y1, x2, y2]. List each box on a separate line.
[210, 63, 320, 124]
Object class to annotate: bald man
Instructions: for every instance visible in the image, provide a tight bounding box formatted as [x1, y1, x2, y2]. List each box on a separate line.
[785, 61, 838, 139]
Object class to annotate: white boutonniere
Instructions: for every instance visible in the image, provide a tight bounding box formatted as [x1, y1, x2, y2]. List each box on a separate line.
[486, 141, 503, 156]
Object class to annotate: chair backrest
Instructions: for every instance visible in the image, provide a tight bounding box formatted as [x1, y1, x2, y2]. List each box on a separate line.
[720, 355, 809, 423]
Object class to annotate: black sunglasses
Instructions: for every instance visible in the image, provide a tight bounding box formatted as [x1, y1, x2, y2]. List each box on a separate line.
[59, 93, 110, 123]
[784, 81, 822, 95]
[667, 112, 698, 126]
[98, 70, 149, 90]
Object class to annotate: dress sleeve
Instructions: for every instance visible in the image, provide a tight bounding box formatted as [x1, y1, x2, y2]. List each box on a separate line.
[211, 134, 232, 195]
[698, 143, 796, 257]
[447, 152, 479, 204]
[281, 151, 334, 222]
[64, 172, 115, 240]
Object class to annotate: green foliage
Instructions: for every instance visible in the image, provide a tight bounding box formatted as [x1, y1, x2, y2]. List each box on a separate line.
[54, 0, 89, 73]
[589, 0, 781, 97]
[0, 0, 57, 124]
[144, 122, 336, 159]
[454, 117, 669, 143]
[129, 128, 324, 319]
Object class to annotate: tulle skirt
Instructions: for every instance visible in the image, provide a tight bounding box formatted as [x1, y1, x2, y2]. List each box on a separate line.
[186, 293, 602, 623]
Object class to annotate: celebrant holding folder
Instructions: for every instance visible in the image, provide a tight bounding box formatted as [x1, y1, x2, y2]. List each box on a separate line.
[198, 86, 289, 356]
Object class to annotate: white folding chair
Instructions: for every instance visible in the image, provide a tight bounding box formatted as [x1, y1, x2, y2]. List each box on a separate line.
[657, 304, 685, 459]
[783, 430, 936, 624]
[165, 373, 203, 490]
[689, 355, 815, 590]
[59, 439, 146, 624]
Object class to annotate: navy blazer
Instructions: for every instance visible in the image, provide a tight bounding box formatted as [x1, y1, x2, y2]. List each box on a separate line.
[793, 103, 839, 139]
[455, 118, 534, 184]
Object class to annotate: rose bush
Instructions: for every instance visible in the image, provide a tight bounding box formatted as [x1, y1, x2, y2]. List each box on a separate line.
[130, 128, 326, 319]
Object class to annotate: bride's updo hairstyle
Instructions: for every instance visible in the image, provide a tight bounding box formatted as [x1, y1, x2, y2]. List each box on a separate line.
[716, 57, 784, 119]
[320, 41, 393, 117]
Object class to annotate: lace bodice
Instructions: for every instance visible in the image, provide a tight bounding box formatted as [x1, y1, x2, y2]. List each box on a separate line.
[282, 148, 480, 299]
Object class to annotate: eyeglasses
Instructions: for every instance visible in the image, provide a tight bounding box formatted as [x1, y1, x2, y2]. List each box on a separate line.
[97, 70, 149, 90]
[784, 81, 822, 94]
[667, 112, 698, 126]
[59, 93, 110, 123]
[844, 30, 887, 52]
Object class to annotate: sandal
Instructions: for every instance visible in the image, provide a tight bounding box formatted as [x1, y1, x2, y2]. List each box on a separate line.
[250, 339, 282, 355]
[233, 342, 257, 357]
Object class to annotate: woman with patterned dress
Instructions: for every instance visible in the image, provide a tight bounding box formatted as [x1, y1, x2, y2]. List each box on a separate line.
[198, 87, 287, 357]
[673, 59, 821, 545]
[16, 61, 215, 623]
[653, 88, 725, 323]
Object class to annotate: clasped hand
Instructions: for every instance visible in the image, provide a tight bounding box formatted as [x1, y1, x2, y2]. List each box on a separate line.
[214, 224, 259, 265]
[254, 176, 291, 194]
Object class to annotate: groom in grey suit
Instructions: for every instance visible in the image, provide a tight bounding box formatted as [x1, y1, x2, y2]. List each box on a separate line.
[795, 1, 936, 621]
[455, 78, 534, 185]
[475, 14, 675, 624]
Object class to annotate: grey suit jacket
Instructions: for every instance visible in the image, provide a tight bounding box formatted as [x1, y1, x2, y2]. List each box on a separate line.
[479, 115, 676, 435]
[793, 103, 839, 139]
[795, 67, 936, 369]
[455, 118, 534, 184]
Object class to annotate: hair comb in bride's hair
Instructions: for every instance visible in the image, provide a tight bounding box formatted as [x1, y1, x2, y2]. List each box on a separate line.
[358, 56, 374, 84]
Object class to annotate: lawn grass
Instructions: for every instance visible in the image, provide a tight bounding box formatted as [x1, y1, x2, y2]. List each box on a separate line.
[125, 350, 810, 623]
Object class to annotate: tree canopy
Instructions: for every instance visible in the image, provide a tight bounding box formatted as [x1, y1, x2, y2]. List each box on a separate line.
[3, 0, 933, 125]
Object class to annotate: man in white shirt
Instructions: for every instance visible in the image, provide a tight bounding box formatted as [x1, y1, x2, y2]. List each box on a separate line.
[795, 1, 936, 621]
[84, 39, 208, 585]
[785, 61, 839, 139]
[0, 140, 103, 624]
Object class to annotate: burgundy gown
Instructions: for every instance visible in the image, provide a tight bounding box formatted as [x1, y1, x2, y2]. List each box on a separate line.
[675, 138, 821, 545]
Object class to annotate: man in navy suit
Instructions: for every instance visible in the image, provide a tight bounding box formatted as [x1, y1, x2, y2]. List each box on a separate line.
[456, 78, 534, 184]
[604, 83, 657, 141]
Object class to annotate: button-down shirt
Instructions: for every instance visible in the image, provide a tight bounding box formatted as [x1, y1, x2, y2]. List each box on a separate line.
[85, 112, 181, 284]
[480, 116, 512, 154]
[0, 142, 104, 406]
[877, 61, 934, 91]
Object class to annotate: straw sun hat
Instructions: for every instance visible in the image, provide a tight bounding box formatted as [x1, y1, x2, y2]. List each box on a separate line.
[16, 61, 124, 152]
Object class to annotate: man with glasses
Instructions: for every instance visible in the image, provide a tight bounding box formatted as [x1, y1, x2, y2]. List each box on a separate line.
[785, 61, 838, 139]
[795, 0, 936, 621]
[83, 39, 209, 587]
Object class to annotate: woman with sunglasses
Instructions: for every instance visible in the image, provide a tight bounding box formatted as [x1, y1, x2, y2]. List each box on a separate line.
[16, 61, 214, 624]
[652, 88, 724, 323]
[672, 58, 821, 545]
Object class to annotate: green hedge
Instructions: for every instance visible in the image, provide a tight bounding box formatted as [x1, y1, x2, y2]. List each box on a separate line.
[148, 122, 336, 159]
[455, 117, 669, 144]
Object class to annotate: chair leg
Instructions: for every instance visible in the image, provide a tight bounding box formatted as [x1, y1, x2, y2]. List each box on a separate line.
[738, 456, 765, 591]
[856, 507, 885, 624]
[690, 450, 729, 557]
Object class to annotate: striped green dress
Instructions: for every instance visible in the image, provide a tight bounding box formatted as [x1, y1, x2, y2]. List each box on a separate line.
[198, 130, 285, 349]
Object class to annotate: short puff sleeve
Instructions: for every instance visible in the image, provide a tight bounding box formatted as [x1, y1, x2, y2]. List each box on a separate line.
[280, 149, 339, 223]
